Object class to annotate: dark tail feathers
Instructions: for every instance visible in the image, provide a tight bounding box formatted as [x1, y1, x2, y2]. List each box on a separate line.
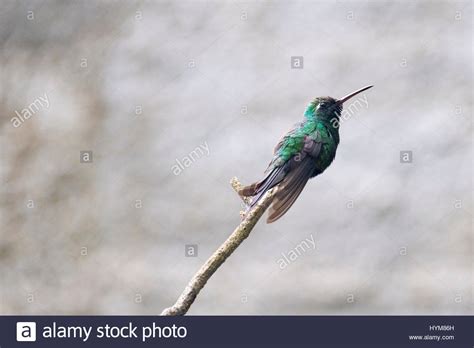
[239, 166, 286, 209]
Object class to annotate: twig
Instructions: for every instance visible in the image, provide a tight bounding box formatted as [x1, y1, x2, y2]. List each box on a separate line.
[160, 177, 276, 316]
[231, 177, 252, 206]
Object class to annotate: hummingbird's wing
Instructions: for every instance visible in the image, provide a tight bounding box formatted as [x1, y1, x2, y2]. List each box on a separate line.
[267, 136, 321, 223]
[239, 122, 305, 200]
[240, 123, 322, 223]
[239, 164, 288, 208]
[272, 122, 305, 157]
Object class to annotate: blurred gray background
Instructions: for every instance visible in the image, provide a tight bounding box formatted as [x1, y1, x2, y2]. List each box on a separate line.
[0, 0, 472, 315]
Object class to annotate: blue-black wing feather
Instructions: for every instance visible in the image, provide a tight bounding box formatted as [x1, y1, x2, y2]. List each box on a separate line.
[240, 130, 323, 223]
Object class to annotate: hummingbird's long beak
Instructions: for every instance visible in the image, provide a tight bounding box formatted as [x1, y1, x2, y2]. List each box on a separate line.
[336, 85, 373, 105]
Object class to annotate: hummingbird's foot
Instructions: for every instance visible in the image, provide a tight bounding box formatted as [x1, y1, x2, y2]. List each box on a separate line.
[240, 195, 252, 206]
[231, 177, 253, 220]
[230, 176, 252, 205]
[239, 203, 253, 220]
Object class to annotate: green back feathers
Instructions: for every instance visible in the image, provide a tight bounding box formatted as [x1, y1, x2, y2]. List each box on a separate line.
[277, 120, 317, 161]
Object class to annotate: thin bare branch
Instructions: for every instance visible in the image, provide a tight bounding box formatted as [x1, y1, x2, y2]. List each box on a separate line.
[161, 177, 276, 316]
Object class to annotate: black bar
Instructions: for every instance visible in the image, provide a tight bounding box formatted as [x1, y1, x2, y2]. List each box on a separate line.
[2, 316, 472, 347]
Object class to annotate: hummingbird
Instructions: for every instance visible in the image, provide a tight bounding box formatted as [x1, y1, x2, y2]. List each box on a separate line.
[239, 85, 373, 223]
